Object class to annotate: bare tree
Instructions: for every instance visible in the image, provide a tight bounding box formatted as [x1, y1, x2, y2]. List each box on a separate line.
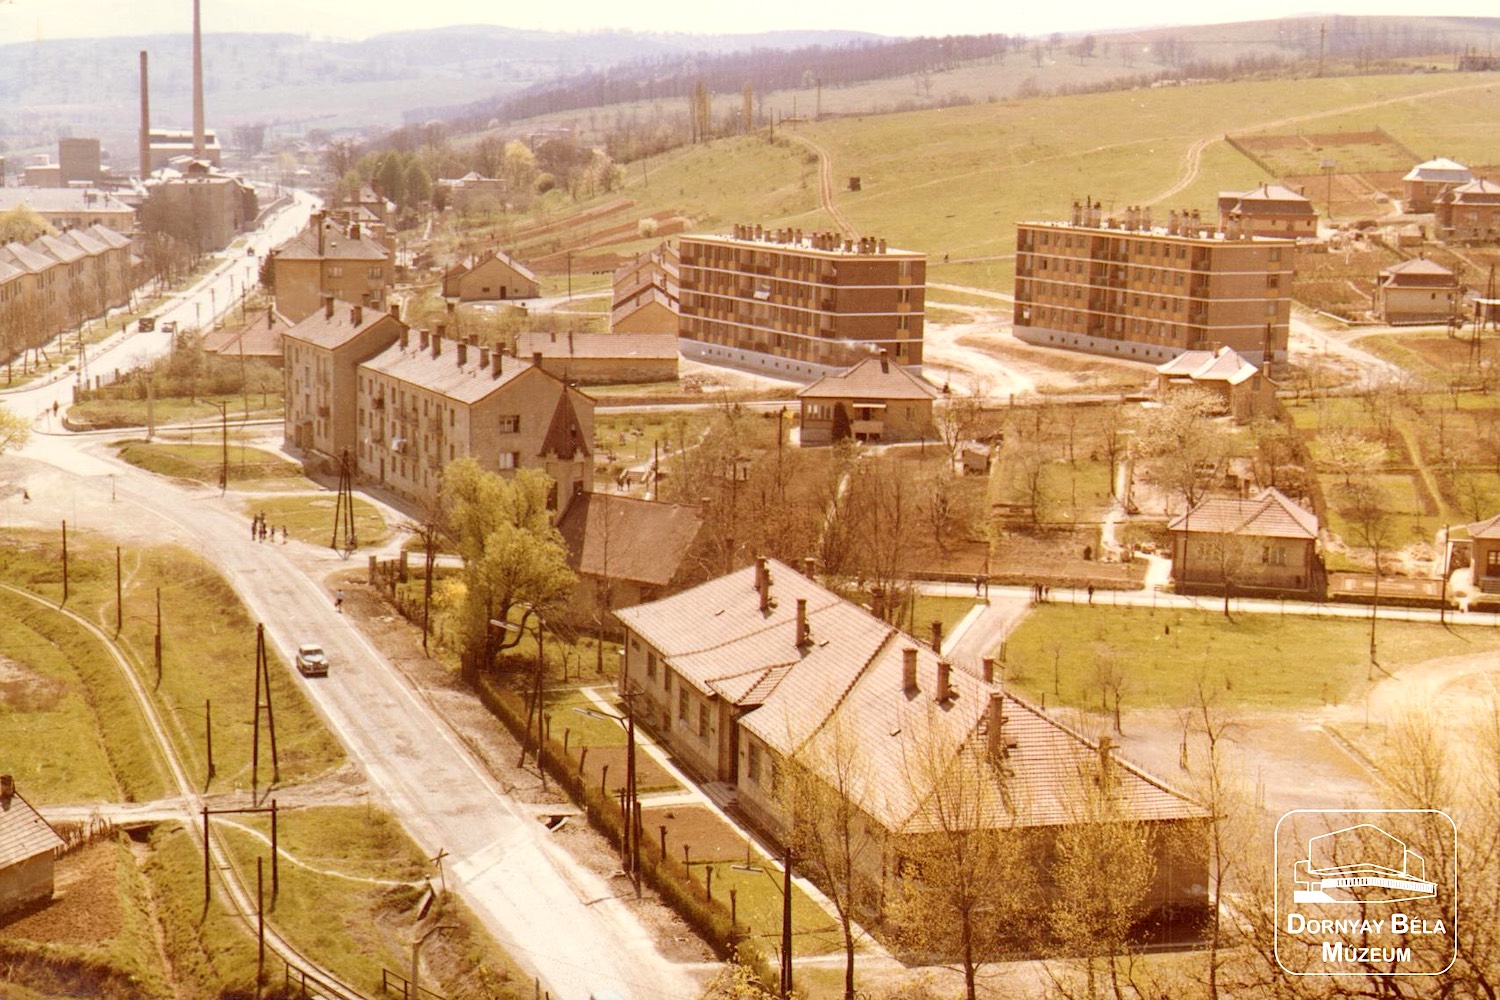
[1339, 479, 1394, 677]
[887, 709, 1040, 1000]
[781, 713, 879, 1000]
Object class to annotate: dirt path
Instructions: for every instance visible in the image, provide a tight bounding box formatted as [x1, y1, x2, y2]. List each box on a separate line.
[787, 132, 858, 238]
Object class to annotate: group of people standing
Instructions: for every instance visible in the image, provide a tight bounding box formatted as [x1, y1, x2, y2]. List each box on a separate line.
[251, 511, 287, 544]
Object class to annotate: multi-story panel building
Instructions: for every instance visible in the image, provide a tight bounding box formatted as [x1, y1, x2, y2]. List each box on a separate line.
[282, 299, 405, 460]
[356, 335, 594, 518]
[677, 225, 925, 381]
[0, 223, 132, 366]
[1013, 202, 1294, 364]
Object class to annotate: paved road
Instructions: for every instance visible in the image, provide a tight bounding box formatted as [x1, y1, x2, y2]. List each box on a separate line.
[3, 201, 698, 1000]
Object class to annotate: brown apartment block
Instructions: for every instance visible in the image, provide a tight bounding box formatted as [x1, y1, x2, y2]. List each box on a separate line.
[1014, 202, 1293, 364]
[677, 225, 925, 381]
[356, 335, 594, 518]
[283, 299, 405, 461]
[0, 224, 133, 364]
[611, 243, 679, 334]
[269, 212, 393, 323]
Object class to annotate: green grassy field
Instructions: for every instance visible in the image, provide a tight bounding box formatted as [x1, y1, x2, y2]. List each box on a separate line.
[116, 441, 307, 487]
[239, 494, 390, 548]
[525, 72, 1500, 296]
[1002, 605, 1500, 710]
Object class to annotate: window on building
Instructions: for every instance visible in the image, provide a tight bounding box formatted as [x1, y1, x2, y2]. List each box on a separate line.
[678, 687, 689, 723]
[748, 741, 762, 782]
[368, 266, 383, 280]
[698, 704, 709, 740]
[498, 414, 520, 433]
[329, 265, 344, 278]
[497, 452, 518, 470]
[646, 652, 657, 680]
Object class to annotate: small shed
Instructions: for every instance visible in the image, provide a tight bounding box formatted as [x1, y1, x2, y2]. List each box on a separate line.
[0, 774, 65, 919]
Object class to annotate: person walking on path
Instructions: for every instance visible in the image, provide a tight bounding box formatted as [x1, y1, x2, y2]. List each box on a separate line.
[334, 589, 345, 613]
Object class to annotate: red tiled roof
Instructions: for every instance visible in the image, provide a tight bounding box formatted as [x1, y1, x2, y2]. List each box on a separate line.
[1168, 487, 1318, 538]
[797, 357, 940, 401]
[556, 494, 702, 587]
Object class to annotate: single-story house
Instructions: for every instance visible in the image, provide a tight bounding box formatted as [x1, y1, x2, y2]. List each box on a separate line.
[556, 493, 704, 621]
[1169, 487, 1323, 597]
[1373, 258, 1460, 325]
[442, 249, 539, 302]
[0, 774, 65, 920]
[1156, 346, 1275, 423]
[797, 354, 939, 446]
[514, 331, 678, 386]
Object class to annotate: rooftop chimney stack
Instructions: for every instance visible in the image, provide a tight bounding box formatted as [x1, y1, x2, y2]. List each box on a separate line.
[795, 598, 810, 650]
[323, 295, 334, 321]
[492, 350, 504, 377]
[982, 656, 995, 684]
[936, 660, 952, 702]
[456, 341, 468, 367]
[986, 692, 1006, 760]
[351, 304, 362, 327]
[902, 648, 919, 695]
[930, 619, 943, 654]
[432, 328, 443, 357]
[756, 556, 771, 613]
[389, 302, 400, 320]
[479, 346, 490, 369]
[138, 51, 151, 178]
[0, 773, 12, 805]
[192, 0, 206, 158]
[802, 556, 816, 578]
[419, 329, 430, 351]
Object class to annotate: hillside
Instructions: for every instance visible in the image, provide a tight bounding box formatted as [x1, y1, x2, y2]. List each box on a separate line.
[476, 69, 1500, 295]
[0, 26, 872, 163]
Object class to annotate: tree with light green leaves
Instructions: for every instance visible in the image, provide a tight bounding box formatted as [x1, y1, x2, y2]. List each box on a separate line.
[442, 458, 576, 680]
[0, 404, 30, 456]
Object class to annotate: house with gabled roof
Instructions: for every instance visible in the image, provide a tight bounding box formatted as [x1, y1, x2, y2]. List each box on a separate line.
[0, 774, 65, 919]
[1156, 345, 1275, 423]
[1169, 487, 1323, 597]
[1373, 257, 1460, 325]
[1435, 178, 1500, 243]
[355, 329, 594, 518]
[442, 248, 539, 302]
[611, 243, 680, 334]
[1403, 158, 1474, 213]
[556, 493, 704, 619]
[615, 558, 1208, 929]
[269, 212, 393, 322]
[796, 354, 939, 446]
[1217, 182, 1318, 239]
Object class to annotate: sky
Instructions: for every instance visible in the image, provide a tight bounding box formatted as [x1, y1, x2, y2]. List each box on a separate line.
[1, 0, 1497, 46]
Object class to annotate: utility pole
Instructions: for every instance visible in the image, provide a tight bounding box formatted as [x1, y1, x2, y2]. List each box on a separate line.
[61, 520, 68, 605]
[780, 843, 794, 999]
[331, 449, 357, 554]
[155, 588, 162, 686]
[115, 546, 122, 634]
[205, 699, 215, 781]
[251, 623, 280, 794]
[211, 399, 228, 494]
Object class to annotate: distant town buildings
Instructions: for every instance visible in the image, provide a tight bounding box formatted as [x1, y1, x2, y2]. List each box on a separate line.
[268, 212, 393, 323]
[436, 172, 507, 214]
[0, 188, 135, 233]
[139, 158, 257, 254]
[146, 129, 223, 171]
[1402, 157, 1473, 213]
[796, 353, 939, 446]
[1216, 182, 1318, 239]
[1013, 201, 1294, 364]
[677, 225, 926, 380]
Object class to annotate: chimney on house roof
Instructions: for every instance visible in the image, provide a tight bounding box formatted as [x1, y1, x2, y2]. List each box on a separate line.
[986, 692, 1006, 760]
[492, 350, 504, 377]
[399, 327, 409, 350]
[982, 656, 995, 684]
[389, 302, 400, 320]
[531, 351, 543, 368]
[902, 647, 918, 695]
[756, 556, 771, 613]
[323, 295, 334, 320]
[930, 619, 943, 654]
[351, 303, 362, 327]
[432, 330, 442, 357]
[479, 346, 490, 369]
[351, 222, 360, 239]
[457, 340, 468, 367]
[802, 556, 816, 578]
[879, 349, 889, 374]
[936, 660, 952, 702]
[795, 598, 810, 650]
[266, 307, 274, 329]
[0, 773, 12, 805]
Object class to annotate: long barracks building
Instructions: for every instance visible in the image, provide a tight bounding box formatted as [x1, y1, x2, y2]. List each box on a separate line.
[1013, 201, 1293, 365]
[677, 225, 925, 381]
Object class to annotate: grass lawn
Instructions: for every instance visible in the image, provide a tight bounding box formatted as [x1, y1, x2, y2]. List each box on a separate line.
[117, 441, 306, 487]
[241, 494, 390, 548]
[144, 823, 263, 997]
[72, 394, 284, 429]
[910, 595, 978, 643]
[594, 411, 713, 465]
[1002, 605, 1500, 711]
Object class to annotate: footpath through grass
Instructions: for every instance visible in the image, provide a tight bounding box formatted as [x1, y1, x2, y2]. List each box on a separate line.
[1002, 604, 1500, 711]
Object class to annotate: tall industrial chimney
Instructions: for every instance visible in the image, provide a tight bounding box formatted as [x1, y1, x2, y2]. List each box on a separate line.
[139, 51, 151, 178]
[192, 0, 206, 158]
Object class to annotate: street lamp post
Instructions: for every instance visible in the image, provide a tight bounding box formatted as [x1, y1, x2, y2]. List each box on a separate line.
[210, 400, 228, 494]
